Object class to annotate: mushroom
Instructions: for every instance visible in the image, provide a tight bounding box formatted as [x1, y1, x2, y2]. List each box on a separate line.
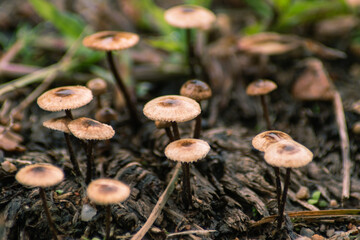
[155, 120, 174, 142]
[83, 31, 141, 128]
[37, 85, 93, 120]
[95, 107, 118, 124]
[164, 5, 216, 77]
[15, 164, 64, 240]
[165, 138, 210, 209]
[246, 79, 277, 129]
[180, 79, 212, 138]
[68, 117, 115, 184]
[87, 178, 130, 240]
[263, 139, 313, 230]
[43, 117, 82, 178]
[87, 78, 108, 109]
[143, 95, 201, 140]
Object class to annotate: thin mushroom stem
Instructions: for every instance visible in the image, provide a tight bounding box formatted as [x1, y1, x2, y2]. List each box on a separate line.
[106, 51, 141, 128]
[273, 166, 282, 211]
[277, 168, 291, 230]
[105, 205, 111, 240]
[96, 95, 102, 109]
[63, 132, 83, 178]
[65, 109, 73, 120]
[165, 127, 175, 142]
[193, 113, 202, 139]
[185, 29, 196, 78]
[171, 122, 180, 140]
[182, 162, 192, 209]
[85, 140, 94, 184]
[260, 95, 272, 130]
[39, 187, 59, 240]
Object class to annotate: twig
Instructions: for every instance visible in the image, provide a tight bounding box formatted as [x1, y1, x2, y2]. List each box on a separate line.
[9, 34, 83, 120]
[0, 63, 40, 77]
[332, 91, 351, 200]
[251, 209, 360, 228]
[167, 230, 217, 238]
[0, 39, 24, 70]
[131, 163, 182, 240]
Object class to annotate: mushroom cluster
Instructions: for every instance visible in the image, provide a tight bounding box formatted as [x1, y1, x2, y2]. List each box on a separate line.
[252, 130, 313, 230]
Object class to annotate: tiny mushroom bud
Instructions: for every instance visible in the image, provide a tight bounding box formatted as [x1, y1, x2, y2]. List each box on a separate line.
[87, 178, 130, 240]
[83, 31, 141, 128]
[68, 117, 115, 184]
[95, 107, 118, 124]
[165, 138, 210, 209]
[87, 78, 108, 109]
[143, 95, 201, 140]
[15, 164, 64, 240]
[43, 117, 82, 178]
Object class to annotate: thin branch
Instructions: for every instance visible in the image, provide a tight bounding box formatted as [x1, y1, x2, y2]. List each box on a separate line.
[167, 229, 217, 238]
[131, 163, 182, 240]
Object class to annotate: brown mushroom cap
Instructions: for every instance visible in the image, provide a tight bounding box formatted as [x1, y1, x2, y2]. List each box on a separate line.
[95, 107, 118, 123]
[15, 164, 64, 188]
[264, 140, 313, 168]
[86, 78, 107, 96]
[246, 79, 277, 96]
[87, 178, 130, 205]
[165, 138, 210, 163]
[252, 130, 293, 152]
[68, 117, 115, 140]
[37, 86, 93, 112]
[180, 79, 212, 102]
[164, 5, 216, 30]
[351, 100, 360, 114]
[143, 95, 201, 123]
[43, 117, 71, 134]
[83, 31, 139, 51]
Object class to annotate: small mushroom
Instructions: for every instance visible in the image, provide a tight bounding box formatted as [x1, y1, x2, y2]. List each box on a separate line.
[87, 178, 130, 240]
[165, 138, 210, 209]
[83, 31, 141, 128]
[164, 5, 216, 77]
[143, 95, 201, 140]
[264, 139, 313, 230]
[87, 78, 108, 109]
[68, 117, 115, 184]
[180, 79, 212, 138]
[43, 117, 82, 178]
[246, 79, 277, 129]
[15, 164, 64, 240]
[95, 107, 118, 124]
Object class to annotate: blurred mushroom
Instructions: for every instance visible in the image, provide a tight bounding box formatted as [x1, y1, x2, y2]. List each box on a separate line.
[87, 78, 108, 109]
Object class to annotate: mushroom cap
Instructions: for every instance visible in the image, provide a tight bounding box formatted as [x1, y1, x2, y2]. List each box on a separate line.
[15, 164, 64, 188]
[164, 5, 216, 30]
[252, 130, 293, 152]
[37, 86, 93, 112]
[87, 178, 130, 205]
[351, 100, 360, 114]
[180, 79, 212, 102]
[264, 140, 313, 168]
[246, 79, 277, 96]
[165, 138, 210, 163]
[143, 95, 201, 123]
[86, 78, 107, 96]
[68, 117, 115, 140]
[83, 31, 139, 51]
[43, 117, 71, 134]
[95, 107, 118, 123]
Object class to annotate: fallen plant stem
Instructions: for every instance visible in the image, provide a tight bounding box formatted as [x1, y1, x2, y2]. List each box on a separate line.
[251, 209, 360, 228]
[0, 39, 24, 70]
[167, 229, 217, 238]
[131, 163, 182, 240]
[332, 91, 351, 200]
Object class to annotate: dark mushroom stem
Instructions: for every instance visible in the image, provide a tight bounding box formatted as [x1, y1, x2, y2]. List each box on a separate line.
[165, 127, 175, 142]
[182, 162, 192, 209]
[185, 28, 196, 78]
[63, 132, 83, 178]
[96, 95, 102, 109]
[106, 51, 141, 128]
[39, 187, 59, 240]
[105, 205, 111, 240]
[65, 109, 73, 120]
[260, 95, 271, 130]
[85, 140, 95, 184]
[193, 113, 202, 139]
[171, 122, 181, 140]
[277, 168, 291, 230]
[273, 167, 282, 213]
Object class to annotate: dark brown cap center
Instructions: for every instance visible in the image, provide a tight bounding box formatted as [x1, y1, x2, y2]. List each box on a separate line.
[98, 184, 117, 193]
[159, 98, 180, 107]
[182, 7, 195, 13]
[181, 140, 194, 147]
[31, 166, 46, 173]
[55, 89, 75, 97]
[278, 144, 300, 154]
[84, 119, 101, 127]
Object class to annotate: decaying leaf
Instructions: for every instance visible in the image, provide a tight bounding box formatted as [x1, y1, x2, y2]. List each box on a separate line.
[0, 126, 25, 152]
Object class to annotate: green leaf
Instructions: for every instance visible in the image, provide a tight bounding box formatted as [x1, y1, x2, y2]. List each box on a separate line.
[308, 199, 318, 205]
[185, 0, 213, 8]
[55, 189, 64, 195]
[244, 0, 273, 20]
[311, 191, 321, 201]
[28, 0, 85, 39]
[318, 200, 328, 208]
